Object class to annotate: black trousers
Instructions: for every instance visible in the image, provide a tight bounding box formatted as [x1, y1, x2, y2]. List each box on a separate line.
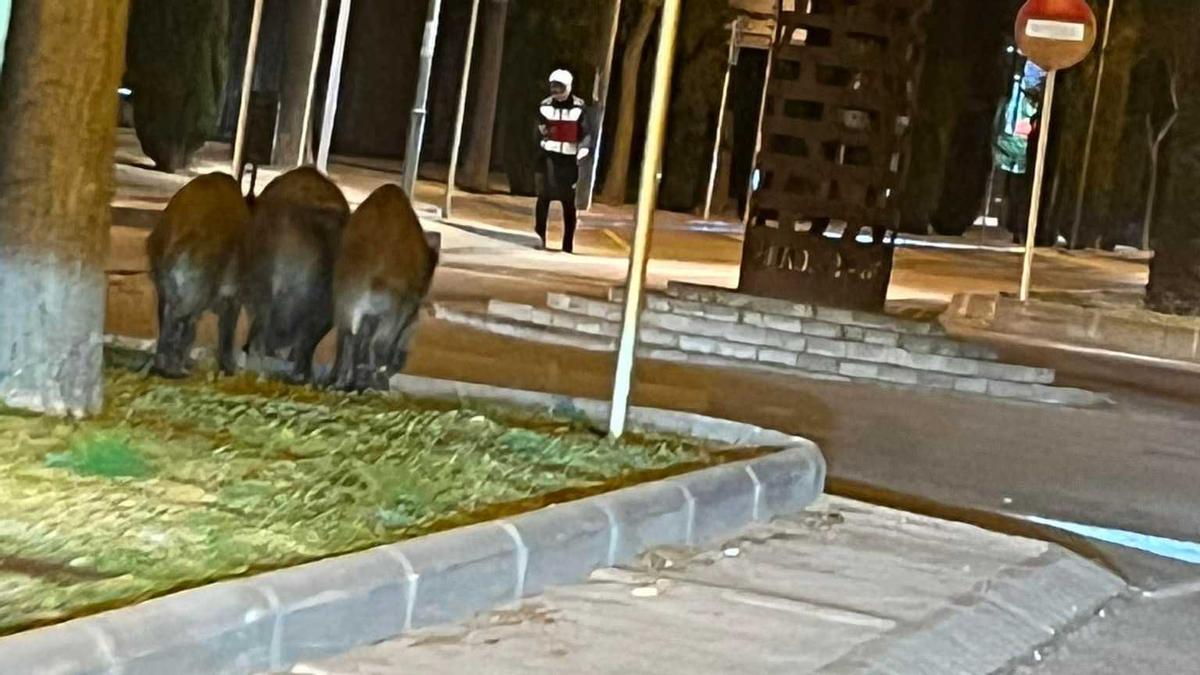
[535, 152, 579, 252]
[535, 196, 577, 252]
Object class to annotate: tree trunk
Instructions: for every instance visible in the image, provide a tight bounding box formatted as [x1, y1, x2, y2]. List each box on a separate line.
[0, 1, 129, 415]
[459, 0, 509, 192]
[1147, 57, 1200, 315]
[274, 0, 326, 166]
[598, 0, 661, 205]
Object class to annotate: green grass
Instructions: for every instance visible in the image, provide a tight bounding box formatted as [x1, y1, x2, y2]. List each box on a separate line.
[0, 367, 744, 635]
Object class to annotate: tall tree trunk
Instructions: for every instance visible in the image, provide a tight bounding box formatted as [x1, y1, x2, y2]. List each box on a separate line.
[275, 0, 326, 166]
[598, 0, 661, 205]
[459, 0, 509, 192]
[1147, 51, 1200, 315]
[0, 1, 130, 415]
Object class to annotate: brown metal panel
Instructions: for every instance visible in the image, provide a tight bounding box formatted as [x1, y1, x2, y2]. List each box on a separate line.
[738, 0, 929, 311]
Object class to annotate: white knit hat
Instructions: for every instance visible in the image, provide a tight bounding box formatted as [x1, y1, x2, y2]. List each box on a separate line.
[549, 69, 574, 93]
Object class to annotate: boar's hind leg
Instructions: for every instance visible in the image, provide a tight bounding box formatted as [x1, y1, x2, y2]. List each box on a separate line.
[288, 314, 332, 385]
[383, 302, 422, 375]
[216, 297, 241, 375]
[332, 327, 358, 391]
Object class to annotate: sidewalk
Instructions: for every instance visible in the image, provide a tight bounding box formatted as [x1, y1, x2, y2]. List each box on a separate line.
[296, 496, 1123, 675]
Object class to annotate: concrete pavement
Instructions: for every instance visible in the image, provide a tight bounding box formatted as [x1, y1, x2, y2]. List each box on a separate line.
[296, 497, 1123, 675]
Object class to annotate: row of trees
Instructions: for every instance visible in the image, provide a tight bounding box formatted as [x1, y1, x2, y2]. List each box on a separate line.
[902, 0, 1199, 313]
[117, 0, 739, 213]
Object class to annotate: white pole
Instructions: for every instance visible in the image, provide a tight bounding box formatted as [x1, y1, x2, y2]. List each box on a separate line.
[1020, 69, 1057, 302]
[703, 19, 738, 222]
[404, 0, 443, 198]
[298, 0, 332, 166]
[445, 0, 482, 217]
[232, 0, 266, 181]
[1068, 0, 1116, 248]
[609, 0, 683, 438]
[743, 16, 778, 227]
[580, 0, 623, 212]
[317, 0, 353, 173]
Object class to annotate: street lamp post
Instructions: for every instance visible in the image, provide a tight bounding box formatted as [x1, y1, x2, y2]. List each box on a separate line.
[317, 0, 353, 173]
[445, 0, 482, 218]
[703, 19, 739, 222]
[232, 0, 265, 182]
[297, 0, 332, 166]
[608, 0, 683, 438]
[579, 0, 623, 212]
[404, 0, 443, 198]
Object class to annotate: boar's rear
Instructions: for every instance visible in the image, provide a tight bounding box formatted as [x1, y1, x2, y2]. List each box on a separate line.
[241, 167, 349, 383]
[147, 172, 250, 378]
[332, 184, 438, 391]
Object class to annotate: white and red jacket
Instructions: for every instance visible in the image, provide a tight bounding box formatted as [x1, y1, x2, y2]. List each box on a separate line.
[538, 95, 592, 157]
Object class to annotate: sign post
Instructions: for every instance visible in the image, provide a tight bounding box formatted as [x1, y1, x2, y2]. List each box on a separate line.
[1014, 0, 1096, 301]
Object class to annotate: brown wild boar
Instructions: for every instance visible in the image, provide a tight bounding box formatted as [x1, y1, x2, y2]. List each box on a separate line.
[332, 184, 438, 391]
[146, 172, 250, 377]
[240, 167, 349, 383]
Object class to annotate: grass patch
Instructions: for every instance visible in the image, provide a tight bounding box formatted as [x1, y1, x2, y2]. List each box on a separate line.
[0, 367, 749, 634]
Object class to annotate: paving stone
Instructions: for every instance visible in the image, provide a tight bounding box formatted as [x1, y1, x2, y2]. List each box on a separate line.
[759, 349, 799, 367]
[840, 362, 881, 379]
[761, 314, 805, 334]
[801, 320, 845, 339]
[954, 378, 991, 394]
[510, 501, 614, 596]
[987, 380, 1037, 401]
[716, 341, 759, 361]
[795, 353, 840, 374]
[487, 301, 534, 322]
[259, 550, 409, 667]
[876, 365, 921, 385]
[806, 338, 848, 359]
[400, 523, 522, 630]
[679, 335, 721, 355]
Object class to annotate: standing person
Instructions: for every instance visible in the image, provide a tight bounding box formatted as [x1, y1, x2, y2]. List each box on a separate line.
[535, 69, 592, 253]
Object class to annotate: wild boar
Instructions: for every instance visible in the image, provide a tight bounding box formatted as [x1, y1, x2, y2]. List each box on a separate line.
[146, 172, 250, 377]
[240, 167, 349, 383]
[332, 184, 438, 391]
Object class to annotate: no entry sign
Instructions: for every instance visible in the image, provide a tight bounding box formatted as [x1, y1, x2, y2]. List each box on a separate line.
[1016, 0, 1097, 71]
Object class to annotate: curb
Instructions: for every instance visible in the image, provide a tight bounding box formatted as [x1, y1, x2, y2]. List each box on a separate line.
[0, 376, 825, 675]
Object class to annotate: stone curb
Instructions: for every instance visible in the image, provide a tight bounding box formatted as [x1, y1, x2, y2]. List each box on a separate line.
[946, 291, 1200, 371]
[0, 376, 824, 675]
[818, 546, 1125, 675]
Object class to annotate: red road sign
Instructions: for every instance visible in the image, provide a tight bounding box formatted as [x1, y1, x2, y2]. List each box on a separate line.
[1016, 0, 1097, 71]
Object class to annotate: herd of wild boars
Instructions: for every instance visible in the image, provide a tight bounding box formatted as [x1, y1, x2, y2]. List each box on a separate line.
[146, 167, 438, 390]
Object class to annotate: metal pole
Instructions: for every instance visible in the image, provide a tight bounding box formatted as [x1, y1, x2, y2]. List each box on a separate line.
[1069, 0, 1116, 249]
[445, 0, 482, 217]
[580, 0, 623, 212]
[608, 0, 683, 439]
[317, 0, 353, 173]
[703, 20, 738, 222]
[232, 0, 266, 181]
[298, 0, 332, 166]
[743, 26, 777, 226]
[1020, 69, 1057, 302]
[404, 0, 443, 197]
